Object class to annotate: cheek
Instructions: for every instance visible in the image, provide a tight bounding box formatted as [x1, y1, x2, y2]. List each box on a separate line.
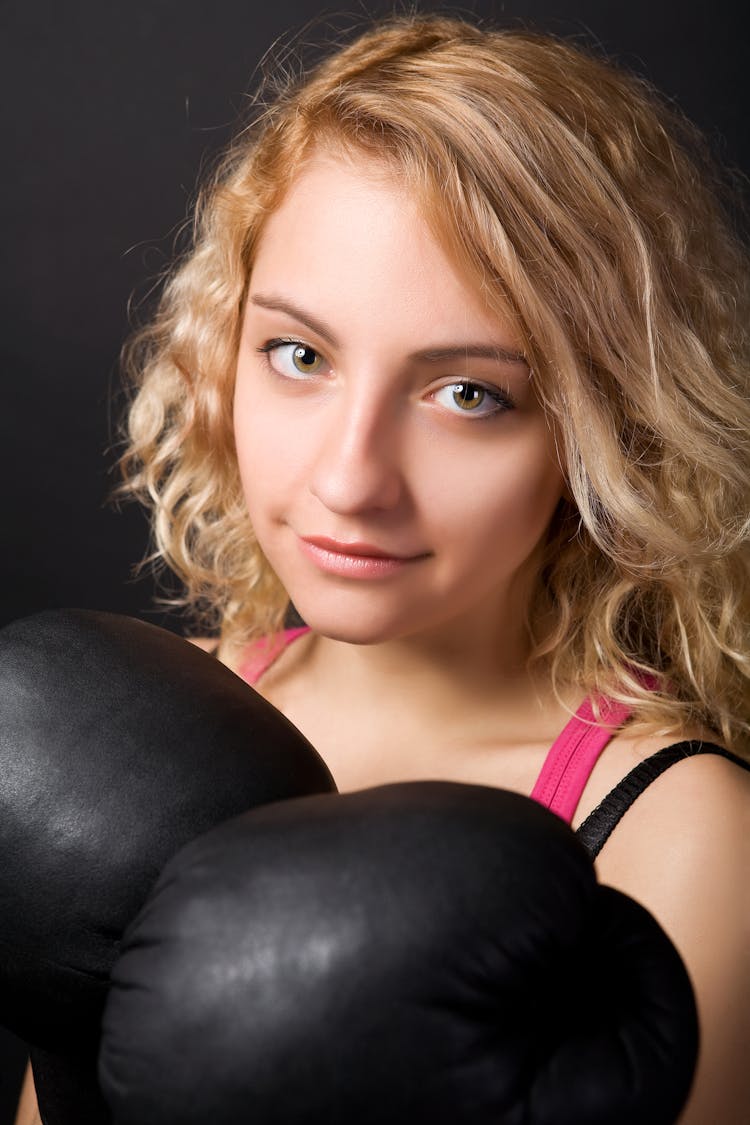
[233, 388, 278, 522]
[423, 434, 564, 566]
[233, 382, 304, 515]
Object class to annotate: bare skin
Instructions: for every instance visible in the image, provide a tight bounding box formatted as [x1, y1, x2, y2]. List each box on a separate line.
[14, 1068, 38, 1125]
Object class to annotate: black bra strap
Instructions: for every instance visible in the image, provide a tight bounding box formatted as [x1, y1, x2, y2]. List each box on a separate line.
[576, 740, 750, 860]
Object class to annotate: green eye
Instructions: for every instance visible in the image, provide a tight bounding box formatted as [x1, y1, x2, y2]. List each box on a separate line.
[291, 345, 324, 374]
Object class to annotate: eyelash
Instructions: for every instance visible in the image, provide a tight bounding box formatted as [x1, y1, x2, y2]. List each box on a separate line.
[255, 337, 515, 419]
[257, 338, 328, 379]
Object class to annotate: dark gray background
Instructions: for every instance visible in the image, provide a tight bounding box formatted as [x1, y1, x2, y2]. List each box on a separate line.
[0, 0, 746, 1117]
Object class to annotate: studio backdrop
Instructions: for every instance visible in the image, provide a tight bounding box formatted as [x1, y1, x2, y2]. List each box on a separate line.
[0, 0, 746, 1120]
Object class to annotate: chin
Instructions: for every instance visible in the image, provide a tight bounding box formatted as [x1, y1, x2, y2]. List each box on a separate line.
[289, 591, 412, 646]
[298, 612, 396, 646]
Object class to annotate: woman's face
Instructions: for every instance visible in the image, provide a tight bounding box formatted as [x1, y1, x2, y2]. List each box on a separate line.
[234, 152, 566, 647]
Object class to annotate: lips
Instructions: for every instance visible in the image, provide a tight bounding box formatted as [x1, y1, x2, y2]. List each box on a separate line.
[295, 535, 430, 579]
[300, 535, 426, 561]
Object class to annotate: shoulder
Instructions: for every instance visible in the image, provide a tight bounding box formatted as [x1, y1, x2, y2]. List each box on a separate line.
[590, 732, 750, 906]
[607, 747, 749, 917]
[575, 719, 749, 832]
[185, 629, 316, 691]
[591, 738, 750, 1122]
[186, 635, 260, 677]
[186, 636, 220, 655]
[14, 1062, 40, 1125]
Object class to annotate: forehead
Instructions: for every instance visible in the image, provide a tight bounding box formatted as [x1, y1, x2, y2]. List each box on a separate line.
[248, 151, 520, 348]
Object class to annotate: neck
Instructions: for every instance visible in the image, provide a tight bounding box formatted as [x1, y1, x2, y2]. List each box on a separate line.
[307, 601, 561, 730]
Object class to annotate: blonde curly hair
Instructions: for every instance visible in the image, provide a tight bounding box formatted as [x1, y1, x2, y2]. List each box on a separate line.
[119, 13, 750, 754]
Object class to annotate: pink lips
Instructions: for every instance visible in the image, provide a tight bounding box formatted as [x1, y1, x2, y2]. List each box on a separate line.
[298, 535, 429, 578]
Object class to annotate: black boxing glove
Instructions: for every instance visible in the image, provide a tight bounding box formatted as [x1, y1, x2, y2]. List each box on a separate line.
[0, 609, 335, 1125]
[100, 781, 698, 1125]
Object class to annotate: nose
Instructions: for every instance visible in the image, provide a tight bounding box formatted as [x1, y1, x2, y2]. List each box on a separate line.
[308, 384, 404, 515]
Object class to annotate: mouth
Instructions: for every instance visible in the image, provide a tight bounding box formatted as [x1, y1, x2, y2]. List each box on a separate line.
[297, 535, 430, 578]
[300, 536, 428, 561]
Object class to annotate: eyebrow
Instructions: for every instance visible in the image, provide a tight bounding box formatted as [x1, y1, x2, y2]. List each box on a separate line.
[249, 293, 528, 366]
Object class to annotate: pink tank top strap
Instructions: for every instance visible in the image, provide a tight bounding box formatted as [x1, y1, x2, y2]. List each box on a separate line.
[530, 694, 633, 823]
[239, 627, 635, 825]
[238, 626, 311, 685]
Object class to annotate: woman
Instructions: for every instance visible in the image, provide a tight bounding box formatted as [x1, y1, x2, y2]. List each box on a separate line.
[17, 12, 750, 1123]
